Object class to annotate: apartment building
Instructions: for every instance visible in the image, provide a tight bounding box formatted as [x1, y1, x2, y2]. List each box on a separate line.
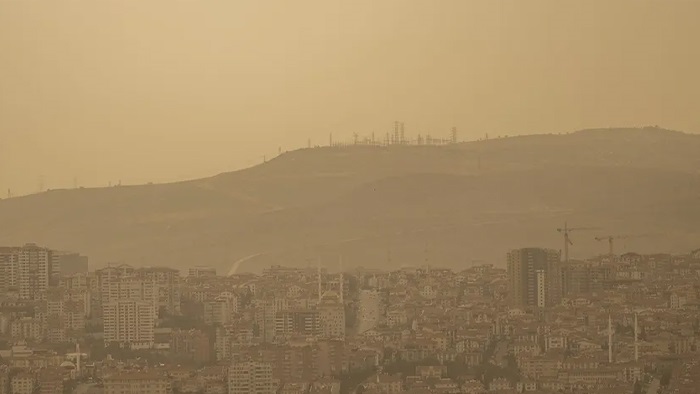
[507, 248, 562, 308]
[318, 301, 345, 339]
[103, 300, 156, 349]
[228, 361, 276, 394]
[0, 244, 53, 300]
[104, 372, 168, 394]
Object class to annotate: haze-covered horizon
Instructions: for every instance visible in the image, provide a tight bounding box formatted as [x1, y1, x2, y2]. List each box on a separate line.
[2, 0, 700, 196]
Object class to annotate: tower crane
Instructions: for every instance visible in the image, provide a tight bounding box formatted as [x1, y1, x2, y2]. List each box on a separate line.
[557, 222, 600, 262]
[594, 234, 653, 256]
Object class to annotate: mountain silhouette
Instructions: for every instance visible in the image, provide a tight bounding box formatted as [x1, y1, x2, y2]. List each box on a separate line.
[1, 127, 699, 273]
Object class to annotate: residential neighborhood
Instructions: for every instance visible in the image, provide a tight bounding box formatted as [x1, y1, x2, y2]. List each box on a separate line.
[2, 244, 700, 393]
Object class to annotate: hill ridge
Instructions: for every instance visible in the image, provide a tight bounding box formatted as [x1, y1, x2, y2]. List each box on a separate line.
[1, 126, 699, 272]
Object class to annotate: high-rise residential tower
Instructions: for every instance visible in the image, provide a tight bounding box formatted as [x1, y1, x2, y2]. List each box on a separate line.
[507, 248, 562, 308]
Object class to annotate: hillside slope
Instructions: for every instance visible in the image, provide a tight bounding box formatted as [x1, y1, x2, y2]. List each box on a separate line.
[1, 127, 699, 272]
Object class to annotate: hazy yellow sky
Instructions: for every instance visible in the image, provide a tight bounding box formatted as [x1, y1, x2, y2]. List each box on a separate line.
[1, 1, 699, 195]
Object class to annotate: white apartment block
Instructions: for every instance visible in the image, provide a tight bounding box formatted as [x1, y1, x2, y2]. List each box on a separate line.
[103, 300, 156, 349]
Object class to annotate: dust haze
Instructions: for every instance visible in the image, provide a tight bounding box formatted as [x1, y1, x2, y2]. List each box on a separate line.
[2, 3, 700, 393]
[2, 1, 699, 195]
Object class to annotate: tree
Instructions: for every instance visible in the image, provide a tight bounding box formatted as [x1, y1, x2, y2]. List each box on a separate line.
[660, 369, 672, 386]
[339, 368, 375, 394]
[633, 380, 643, 394]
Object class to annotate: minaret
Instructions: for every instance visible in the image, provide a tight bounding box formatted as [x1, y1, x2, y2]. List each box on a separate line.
[339, 255, 344, 304]
[634, 312, 639, 362]
[608, 314, 613, 363]
[317, 259, 322, 303]
[76, 342, 81, 374]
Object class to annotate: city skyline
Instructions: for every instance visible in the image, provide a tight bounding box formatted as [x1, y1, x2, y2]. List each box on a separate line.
[1, 241, 699, 392]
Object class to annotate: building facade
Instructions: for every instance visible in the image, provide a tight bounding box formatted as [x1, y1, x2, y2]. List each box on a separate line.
[507, 248, 562, 308]
[228, 361, 276, 394]
[103, 300, 156, 348]
[358, 289, 383, 333]
[104, 372, 168, 394]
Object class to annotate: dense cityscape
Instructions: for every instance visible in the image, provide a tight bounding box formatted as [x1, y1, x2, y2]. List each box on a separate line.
[3, 1, 699, 394]
[0, 243, 699, 393]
